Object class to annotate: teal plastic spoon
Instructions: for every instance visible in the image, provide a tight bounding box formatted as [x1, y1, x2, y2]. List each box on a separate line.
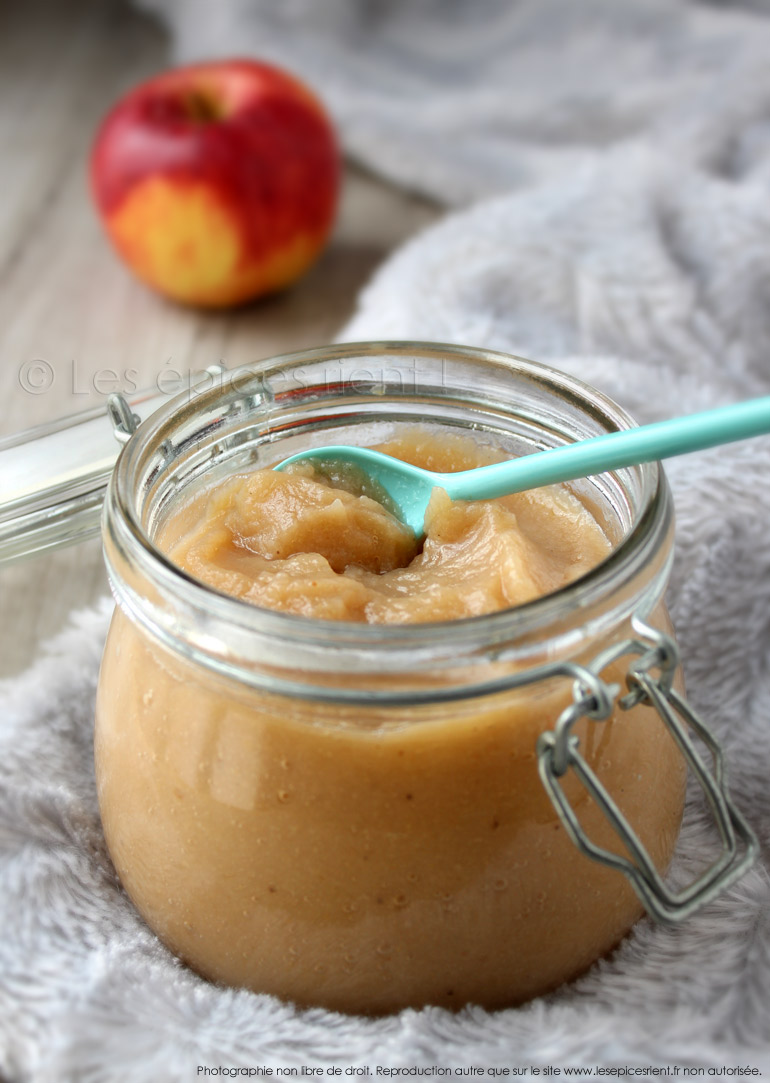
[276, 396, 770, 537]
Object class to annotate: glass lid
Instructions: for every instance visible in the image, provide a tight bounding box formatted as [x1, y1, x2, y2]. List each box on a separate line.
[0, 366, 225, 565]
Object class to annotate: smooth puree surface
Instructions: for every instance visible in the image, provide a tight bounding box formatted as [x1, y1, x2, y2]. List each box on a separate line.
[160, 430, 613, 622]
[96, 428, 686, 1013]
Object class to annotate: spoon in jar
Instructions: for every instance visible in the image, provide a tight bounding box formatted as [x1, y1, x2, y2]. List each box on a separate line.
[275, 396, 770, 537]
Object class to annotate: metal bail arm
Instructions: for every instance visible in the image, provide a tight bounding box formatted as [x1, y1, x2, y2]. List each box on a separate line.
[537, 617, 758, 924]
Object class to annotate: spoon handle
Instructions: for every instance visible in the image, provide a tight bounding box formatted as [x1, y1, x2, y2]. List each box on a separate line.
[445, 395, 770, 501]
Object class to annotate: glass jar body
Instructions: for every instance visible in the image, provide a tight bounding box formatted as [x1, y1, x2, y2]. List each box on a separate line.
[96, 607, 684, 1013]
[95, 343, 686, 1013]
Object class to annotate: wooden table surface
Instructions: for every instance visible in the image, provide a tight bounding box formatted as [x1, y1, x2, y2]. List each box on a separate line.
[0, 0, 439, 679]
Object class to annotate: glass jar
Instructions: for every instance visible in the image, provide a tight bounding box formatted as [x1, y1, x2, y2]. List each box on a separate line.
[93, 342, 755, 1015]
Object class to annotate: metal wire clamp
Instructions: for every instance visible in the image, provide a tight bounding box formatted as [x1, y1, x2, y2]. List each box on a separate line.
[537, 616, 758, 924]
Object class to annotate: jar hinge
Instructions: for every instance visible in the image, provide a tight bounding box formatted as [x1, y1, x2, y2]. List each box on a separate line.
[106, 393, 141, 445]
[536, 616, 758, 924]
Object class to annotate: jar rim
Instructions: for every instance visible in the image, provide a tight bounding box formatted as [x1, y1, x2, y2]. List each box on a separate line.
[103, 341, 673, 689]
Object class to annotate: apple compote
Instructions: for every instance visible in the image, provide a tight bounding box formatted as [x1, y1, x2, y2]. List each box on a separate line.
[96, 424, 686, 1013]
[160, 430, 612, 623]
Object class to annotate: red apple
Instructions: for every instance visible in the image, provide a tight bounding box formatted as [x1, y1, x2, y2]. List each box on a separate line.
[90, 59, 340, 308]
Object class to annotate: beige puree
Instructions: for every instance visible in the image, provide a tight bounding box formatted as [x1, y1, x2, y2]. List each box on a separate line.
[95, 430, 686, 1013]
